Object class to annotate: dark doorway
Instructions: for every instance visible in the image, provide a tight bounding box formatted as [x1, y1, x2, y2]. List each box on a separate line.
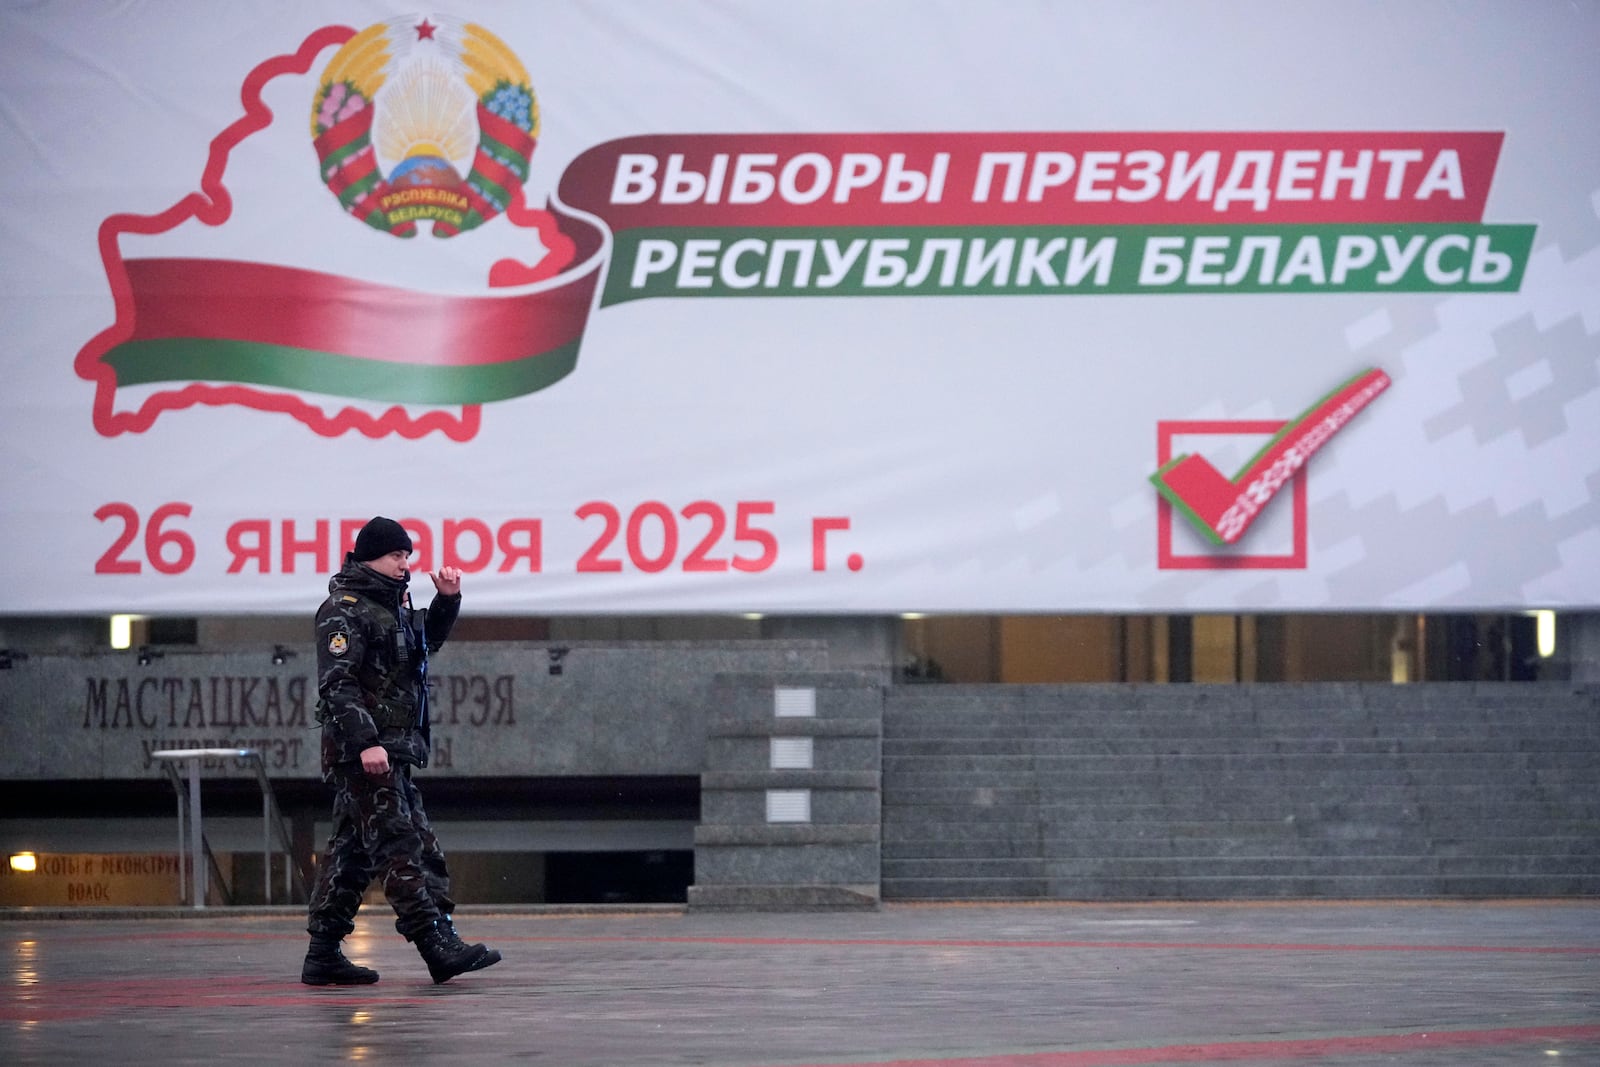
[544, 850, 694, 904]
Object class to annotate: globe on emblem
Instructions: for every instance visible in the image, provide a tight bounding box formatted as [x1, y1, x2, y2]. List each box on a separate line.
[389, 155, 464, 192]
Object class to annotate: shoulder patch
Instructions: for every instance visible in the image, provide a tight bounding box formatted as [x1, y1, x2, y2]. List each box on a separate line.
[328, 632, 349, 656]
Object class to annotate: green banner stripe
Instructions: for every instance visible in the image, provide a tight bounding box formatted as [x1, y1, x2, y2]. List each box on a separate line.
[337, 172, 383, 211]
[319, 138, 368, 173]
[601, 223, 1537, 305]
[479, 134, 531, 181]
[103, 338, 580, 405]
[468, 173, 512, 212]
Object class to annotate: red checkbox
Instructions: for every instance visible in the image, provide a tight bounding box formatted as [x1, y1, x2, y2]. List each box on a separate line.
[1156, 420, 1308, 570]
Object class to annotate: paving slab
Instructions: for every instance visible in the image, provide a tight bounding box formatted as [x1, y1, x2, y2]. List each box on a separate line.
[1, 901, 1597, 1066]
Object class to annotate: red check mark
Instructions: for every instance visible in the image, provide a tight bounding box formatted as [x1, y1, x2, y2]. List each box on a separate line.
[1151, 368, 1390, 545]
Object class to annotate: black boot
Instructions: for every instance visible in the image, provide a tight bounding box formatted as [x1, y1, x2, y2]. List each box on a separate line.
[441, 915, 503, 972]
[301, 935, 379, 986]
[412, 920, 500, 984]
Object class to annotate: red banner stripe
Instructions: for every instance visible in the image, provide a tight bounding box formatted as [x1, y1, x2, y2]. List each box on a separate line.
[469, 150, 522, 203]
[325, 149, 379, 198]
[122, 257, 593, 366]
[477, 106, 535, 161]
[562, 131, 1505, 230]
[313, 109, 375, 163]
[458, 185, 499, 222]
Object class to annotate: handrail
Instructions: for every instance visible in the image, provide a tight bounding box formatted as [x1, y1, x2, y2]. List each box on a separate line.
[150, 748, 307, 908]
[155, 755, 232, 908]
[203, 826, 235, 907]
[245, 754, 313, 903]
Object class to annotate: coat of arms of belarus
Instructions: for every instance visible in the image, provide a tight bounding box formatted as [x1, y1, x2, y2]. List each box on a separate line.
[77, 13, 608, 441]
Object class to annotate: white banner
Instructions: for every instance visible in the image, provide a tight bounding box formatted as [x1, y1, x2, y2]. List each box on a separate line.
[2, 1, 1597, 614]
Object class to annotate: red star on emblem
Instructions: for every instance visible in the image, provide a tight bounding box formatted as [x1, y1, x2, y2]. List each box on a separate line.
[415, 18, 438, 41]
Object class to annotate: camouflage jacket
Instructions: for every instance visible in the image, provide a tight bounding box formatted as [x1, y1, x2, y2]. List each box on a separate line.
[314, 558, 460, 774]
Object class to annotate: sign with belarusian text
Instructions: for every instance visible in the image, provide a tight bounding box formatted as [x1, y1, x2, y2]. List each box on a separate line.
[3, 2, 1597, 613]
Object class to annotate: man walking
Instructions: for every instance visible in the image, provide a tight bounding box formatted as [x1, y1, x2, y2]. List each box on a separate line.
[301, 516, 502, 985]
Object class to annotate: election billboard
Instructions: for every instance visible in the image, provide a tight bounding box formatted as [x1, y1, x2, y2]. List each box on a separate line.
[2, 1, 1597, 614]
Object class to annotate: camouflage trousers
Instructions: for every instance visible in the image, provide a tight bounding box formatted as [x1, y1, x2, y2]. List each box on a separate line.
[306, 762, 455, 941]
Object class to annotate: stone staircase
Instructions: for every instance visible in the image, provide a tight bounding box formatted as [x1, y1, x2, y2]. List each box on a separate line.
[881, 683, 1600, 900]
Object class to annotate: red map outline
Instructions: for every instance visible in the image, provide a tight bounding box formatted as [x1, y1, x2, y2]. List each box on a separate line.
[75, 25, 576, 441]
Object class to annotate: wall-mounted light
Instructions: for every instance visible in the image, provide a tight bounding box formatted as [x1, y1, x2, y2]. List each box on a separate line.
[547, 647, 569, 676]
[1533, 610, 1556, 658]
[136, 646, 163, 667]
[110, 614, 138, 650]
[271, 645, 297, 666]
[9, 852, 37, 873]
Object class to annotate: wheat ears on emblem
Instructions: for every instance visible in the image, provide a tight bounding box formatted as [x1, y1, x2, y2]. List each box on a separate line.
[310, 15, 540, 238]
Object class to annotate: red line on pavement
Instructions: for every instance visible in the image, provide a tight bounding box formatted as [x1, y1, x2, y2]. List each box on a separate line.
[0, 974, 435, 1021]
[500, 934, 1599, 955]
[41, 930, 291, 942]
[784, 1025, 1600, 1066]
[23, 928, 1597, 955]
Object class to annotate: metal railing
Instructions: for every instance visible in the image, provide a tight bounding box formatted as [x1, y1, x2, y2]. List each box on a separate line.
[150, 748, 310, 909]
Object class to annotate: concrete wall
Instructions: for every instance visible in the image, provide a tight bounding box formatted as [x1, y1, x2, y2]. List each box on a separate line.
[4, 639, 1595, 908]
[0, 640, 829, 781]
[691, 672, 884, 910]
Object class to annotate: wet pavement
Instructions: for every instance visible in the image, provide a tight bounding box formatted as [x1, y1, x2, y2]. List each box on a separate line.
[1, 900, 1597, 1066]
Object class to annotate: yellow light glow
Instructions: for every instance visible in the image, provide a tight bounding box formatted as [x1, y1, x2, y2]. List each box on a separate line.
[110, 615, 137, 650]
[9, 852, 37, 872]
[1533, 610, 1556, 658]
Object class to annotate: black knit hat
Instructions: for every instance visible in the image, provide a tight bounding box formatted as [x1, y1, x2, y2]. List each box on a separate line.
[352, 516, 413, 562]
